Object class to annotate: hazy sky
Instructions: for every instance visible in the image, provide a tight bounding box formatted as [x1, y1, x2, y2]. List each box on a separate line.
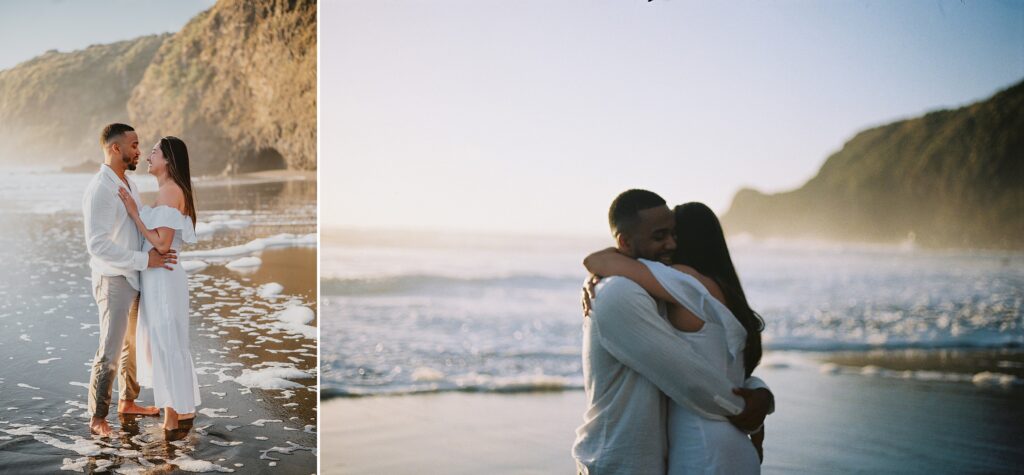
[0, 0, 214, 70]
[322, 0, 1023, 237]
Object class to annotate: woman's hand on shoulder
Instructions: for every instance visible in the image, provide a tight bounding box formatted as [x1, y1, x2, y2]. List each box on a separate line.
[116, 187, 139, 218]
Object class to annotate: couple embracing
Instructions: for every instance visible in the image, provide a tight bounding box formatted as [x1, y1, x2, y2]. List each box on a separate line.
[574, 189, 774, 474]
[83, 123, 201, 438]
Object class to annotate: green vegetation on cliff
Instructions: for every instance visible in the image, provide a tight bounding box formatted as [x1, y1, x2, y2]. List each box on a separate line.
[0, 35, 168, 163]
[722, 80, 1024, 250]
[0, 0, 315, 175]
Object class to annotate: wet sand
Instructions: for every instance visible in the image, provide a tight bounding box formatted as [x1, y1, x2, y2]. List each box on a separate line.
[0, 178, 316, 473]
[322, 352, 1024, 474]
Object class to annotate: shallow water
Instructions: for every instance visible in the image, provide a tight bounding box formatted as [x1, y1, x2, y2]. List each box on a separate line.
[0, 173, 317, 473]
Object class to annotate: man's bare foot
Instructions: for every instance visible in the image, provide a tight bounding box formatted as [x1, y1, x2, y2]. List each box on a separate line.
[90, 417, 112, 437]
[118, 399, 159, 416]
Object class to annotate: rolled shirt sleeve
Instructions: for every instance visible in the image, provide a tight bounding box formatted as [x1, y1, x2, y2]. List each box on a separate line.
[590, 277, 746, 420]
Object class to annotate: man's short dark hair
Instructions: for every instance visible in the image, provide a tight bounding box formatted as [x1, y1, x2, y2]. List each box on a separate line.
[100, 123, 135, 146]
[608, 189, 666, 237]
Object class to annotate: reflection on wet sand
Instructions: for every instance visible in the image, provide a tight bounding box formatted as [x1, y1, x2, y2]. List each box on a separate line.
[0, 177, 316, 473]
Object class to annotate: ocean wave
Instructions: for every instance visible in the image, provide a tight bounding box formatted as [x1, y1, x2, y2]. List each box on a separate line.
[321, 274, 580, 296]
[765, 334, 1024, 352]
[320, 373, 583, 400]
[819, 363, 1023, 388]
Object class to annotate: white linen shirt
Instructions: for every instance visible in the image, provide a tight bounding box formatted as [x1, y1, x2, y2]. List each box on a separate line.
[82, 164, 148, 290]
[572, 276, 771, 475]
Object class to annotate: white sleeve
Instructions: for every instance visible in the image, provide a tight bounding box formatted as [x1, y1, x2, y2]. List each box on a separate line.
[590, 277, 745, 420]
[638, 260, 776, 417]
[743, 375, 775, 414]
[84, 185, 148, 271]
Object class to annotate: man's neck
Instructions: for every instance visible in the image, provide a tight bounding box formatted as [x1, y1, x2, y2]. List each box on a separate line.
[103, 159, 129, 186]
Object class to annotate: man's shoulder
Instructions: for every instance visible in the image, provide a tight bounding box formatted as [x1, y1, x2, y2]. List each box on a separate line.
[590, 276, 653, 322]
[595, 275, 645, 296]
[83, 172, 106, 195]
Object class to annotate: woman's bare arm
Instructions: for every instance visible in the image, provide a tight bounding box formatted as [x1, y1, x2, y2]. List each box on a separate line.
[116, 186, 182, 254]
[583, 248, 677, 304]
[585, 250, 713, 332]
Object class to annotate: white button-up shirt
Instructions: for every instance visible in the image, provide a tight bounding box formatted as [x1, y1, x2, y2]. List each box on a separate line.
[82, 164, 148, 290]
[572, 276, 771, 475]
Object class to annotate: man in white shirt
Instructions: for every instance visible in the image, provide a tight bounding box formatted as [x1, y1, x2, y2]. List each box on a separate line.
[572, 189, 773, 474]
[83, 123, 177, 436]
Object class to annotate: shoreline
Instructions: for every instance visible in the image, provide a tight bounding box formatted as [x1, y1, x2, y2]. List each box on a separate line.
[321, 350, 1024, 474]
[56, 161, 317, 181]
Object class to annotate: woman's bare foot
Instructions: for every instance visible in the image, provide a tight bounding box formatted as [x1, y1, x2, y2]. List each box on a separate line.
[163, 407, 179, 430]
[162, 407, 194, 430]
[163, 407, 195, 440]
[89, 417, 113, 437]
[118, 399, 160, 416]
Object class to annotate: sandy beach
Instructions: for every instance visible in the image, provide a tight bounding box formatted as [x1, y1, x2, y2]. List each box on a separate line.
[322, 351, 1024, 474]
[0, 173, 317, 473]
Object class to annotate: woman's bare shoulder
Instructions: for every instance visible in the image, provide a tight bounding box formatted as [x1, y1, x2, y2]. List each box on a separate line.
[669, 264, 700, 277]
[155, 183, 186, 212]
[670, 264, 726, 302]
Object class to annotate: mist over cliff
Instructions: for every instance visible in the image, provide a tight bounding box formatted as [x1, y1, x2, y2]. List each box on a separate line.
[721, 80, 1024, 250]
[0, 35, 168, 165]
[0, 0, 316, 175]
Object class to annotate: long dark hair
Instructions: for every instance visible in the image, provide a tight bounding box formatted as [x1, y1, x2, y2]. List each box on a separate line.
[672, 202, 763, 377]
[159, 136, 197, 228]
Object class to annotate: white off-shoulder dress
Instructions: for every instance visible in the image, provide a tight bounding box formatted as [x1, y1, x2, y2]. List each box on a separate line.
[639, 259, 761, 475]
[136, 205, 201, 413]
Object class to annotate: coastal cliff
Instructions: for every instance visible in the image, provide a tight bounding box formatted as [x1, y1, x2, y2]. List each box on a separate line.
[721, 80, 1024, 250]
[128, 0, 316, 174]
[0, 35, 167, 164]
[0, 0, 316, 175]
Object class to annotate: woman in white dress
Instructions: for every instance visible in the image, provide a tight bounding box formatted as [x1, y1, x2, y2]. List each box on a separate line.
[116, 136, 201, 435]
[584, 202, 765, 474]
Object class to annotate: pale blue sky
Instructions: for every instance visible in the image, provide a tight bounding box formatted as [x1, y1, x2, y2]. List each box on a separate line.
[322, 0, 1023, 237]
[0, 0, 214, 70]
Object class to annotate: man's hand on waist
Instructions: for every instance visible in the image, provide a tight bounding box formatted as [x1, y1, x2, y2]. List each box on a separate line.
[147, 248, 177, 271]
[726, 387, 773, 433]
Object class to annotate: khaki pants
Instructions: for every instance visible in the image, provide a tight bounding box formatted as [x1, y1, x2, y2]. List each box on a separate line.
[88, 275, 142, 419]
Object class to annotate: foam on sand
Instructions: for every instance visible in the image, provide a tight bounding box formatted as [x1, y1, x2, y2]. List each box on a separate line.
[270, 305, 316, 339]
[258, 283, 284, 298]
[195, 215, 252, 240]
[819, 362, 1024, 387]
[234, 367, 310, 390]
[198, 407, 237, 419]
[0, 425, 102, 457]
[181, 260, 209, 273]
[209, 439, 244, 447]
[170, 454, 236, 473]
[259, 441, 316, 461]
[226, 256, 262, 270]
[182, 233, 316, 260]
